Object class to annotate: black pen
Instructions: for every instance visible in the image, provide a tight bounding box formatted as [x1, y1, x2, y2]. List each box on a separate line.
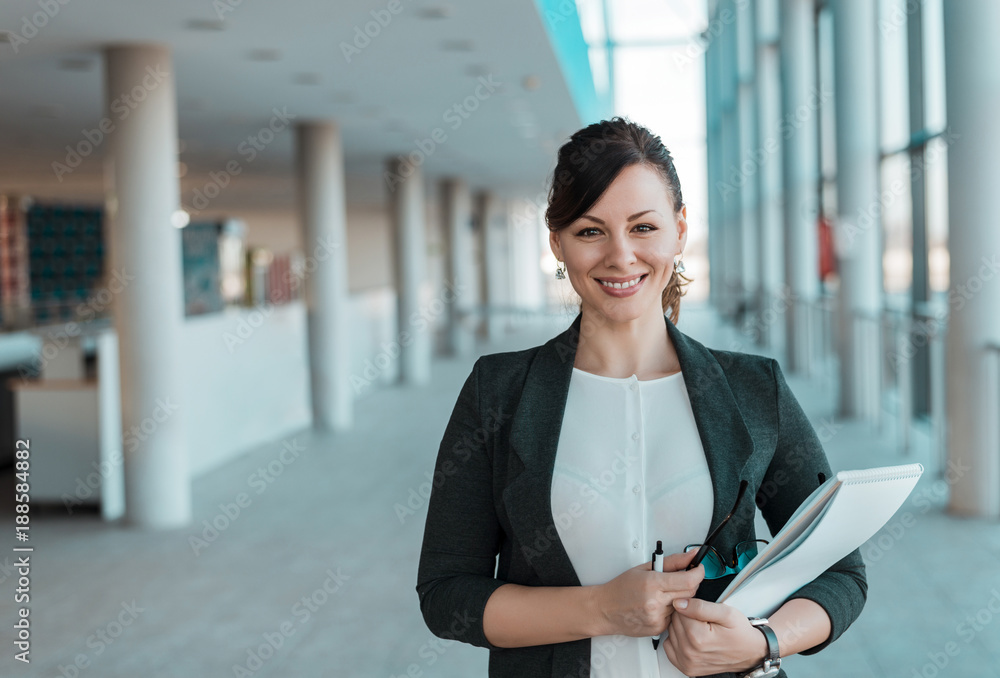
[651, 540, 663, 649]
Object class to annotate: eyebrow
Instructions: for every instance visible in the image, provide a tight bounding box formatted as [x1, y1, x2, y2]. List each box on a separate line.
[579, 209, 658, 225]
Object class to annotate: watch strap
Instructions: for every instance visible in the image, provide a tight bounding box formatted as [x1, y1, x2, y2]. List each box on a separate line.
[740, 617, 781, 678]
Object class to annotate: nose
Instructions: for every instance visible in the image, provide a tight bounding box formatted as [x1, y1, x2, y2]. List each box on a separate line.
[603, 230, 638, 269]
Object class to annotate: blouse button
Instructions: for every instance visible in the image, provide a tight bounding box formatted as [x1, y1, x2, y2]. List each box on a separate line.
[632, 539, 639, 549]
[632, 432, 640, 441]
[632, 484, 641, 494]
[630, 383, 639, 392]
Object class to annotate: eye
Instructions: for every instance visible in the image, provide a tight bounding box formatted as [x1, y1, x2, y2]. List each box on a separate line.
[635, 223, 657, 232]
[575, 227, 601, 237]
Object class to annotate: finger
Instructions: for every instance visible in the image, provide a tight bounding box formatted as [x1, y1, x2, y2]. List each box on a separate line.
[660, 549, 699, 572]
[656, 568, 704, 593]
[673, 598, 739, 626]
[663, 613, 690, 662]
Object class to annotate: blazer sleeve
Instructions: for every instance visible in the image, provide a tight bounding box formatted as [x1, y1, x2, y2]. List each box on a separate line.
[415, 356, 508, 650]
[757, 358, 868, 655]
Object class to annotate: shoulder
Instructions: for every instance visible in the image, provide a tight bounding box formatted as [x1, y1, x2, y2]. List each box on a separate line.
[472, 345, 543, 390]
[695, 339, 778, 392]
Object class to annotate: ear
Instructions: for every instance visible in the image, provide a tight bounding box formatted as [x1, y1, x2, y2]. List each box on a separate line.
[549, 229, 563, 261]
[676, 205, 689, 252]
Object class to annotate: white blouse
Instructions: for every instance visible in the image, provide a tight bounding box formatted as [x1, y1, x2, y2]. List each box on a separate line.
[551, 367, 715, 678]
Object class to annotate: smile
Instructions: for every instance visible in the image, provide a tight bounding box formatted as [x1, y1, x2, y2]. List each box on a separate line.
[597, 274, 647, 290]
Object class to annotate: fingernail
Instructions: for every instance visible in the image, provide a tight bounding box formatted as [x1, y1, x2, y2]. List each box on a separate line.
[676, 599, 688, 610]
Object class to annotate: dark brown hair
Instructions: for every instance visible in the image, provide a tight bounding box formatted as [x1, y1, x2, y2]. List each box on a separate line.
[545, 116, 692, 325]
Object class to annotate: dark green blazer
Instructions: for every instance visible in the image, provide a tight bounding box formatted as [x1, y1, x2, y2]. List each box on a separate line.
[416, 312, 867, 678]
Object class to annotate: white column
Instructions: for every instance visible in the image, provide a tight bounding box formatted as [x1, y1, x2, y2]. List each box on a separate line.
[440, 178, 475, 357]
[755, 0, 785, 352]
[943, 0, 1000, 519]
[779, 0, 821, 372]
[296, 121, 352, 431]
[479, 191, 508, 342]
[104, 44, 189, 529]
[720, 0, 743, 318]
[706, 9, 723, 311]
[387, 157, 431, 385]
[737, 0, 761, 321]
[832, 0, 882, 421]
[510, 198, 544, 312]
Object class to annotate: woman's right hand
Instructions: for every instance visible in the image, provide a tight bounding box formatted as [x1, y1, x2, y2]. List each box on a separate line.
[592, 550, 705, 638]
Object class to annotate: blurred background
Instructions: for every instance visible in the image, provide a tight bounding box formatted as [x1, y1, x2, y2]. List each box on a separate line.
[0, 0, 997, 676]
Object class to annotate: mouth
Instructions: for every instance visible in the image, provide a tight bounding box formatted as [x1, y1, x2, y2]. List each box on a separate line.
[595, 273, 648, 290]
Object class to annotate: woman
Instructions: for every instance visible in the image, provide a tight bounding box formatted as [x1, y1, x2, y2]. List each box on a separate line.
[416, 117, 866, 678]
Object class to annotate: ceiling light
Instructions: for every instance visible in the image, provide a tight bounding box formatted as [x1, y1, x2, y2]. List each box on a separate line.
[185, 19, 226, 31]
[292, 72, 321, 85]
[171, 209, 190, 229]
[59, 57, 95, 71]
[416, 5, 453, 19]
[442, 39, 474, 52]
[248, 48, 282, 62]
[522, 75, 541, 91]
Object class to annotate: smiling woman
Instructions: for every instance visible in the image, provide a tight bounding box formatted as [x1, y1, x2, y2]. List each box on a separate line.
[546, 117, 693, 328]
[416, 116, 867, 678]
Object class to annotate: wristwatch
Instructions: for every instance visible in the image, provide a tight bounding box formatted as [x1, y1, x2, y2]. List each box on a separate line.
[738, 617, 781, 678]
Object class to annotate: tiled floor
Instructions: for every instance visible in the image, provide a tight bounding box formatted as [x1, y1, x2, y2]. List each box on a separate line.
[1, 304, 998, 677]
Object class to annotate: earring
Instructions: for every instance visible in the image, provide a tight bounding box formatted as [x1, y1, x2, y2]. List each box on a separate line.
[555, 261, 566, 280]
[673, 256, 686, 274]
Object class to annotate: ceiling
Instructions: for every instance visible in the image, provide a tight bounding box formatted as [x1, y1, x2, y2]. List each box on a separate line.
[0, 0, 587, 209]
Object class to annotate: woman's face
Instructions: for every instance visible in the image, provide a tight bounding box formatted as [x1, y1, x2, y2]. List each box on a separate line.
[550, 163, 688, 326]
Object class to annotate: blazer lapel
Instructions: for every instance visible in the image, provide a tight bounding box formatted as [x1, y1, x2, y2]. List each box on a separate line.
[504, 311, 757, 586]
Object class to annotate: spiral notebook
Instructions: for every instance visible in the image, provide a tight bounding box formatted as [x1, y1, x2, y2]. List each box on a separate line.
[717, 463, 925, 617]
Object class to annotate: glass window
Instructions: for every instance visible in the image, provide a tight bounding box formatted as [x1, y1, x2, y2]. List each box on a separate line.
[879, 0, 911, 152]
[924, 135, 949, 294]
[921, 0, 947, 134]
[880, 152, 913, 298]
[817, 5, 838, 217]
[607, 0, 705, 43]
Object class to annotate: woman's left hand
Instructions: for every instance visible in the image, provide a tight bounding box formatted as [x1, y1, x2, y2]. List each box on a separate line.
[661, 598, 768, 676]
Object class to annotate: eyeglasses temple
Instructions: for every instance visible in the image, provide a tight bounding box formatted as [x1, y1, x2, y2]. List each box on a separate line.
[686, 479, 749, 570]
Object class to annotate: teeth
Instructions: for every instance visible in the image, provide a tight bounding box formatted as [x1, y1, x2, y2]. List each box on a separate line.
[599, 275, 644, 290]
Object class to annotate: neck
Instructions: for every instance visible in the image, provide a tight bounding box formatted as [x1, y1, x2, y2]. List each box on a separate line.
[573, 306, 679, 379]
